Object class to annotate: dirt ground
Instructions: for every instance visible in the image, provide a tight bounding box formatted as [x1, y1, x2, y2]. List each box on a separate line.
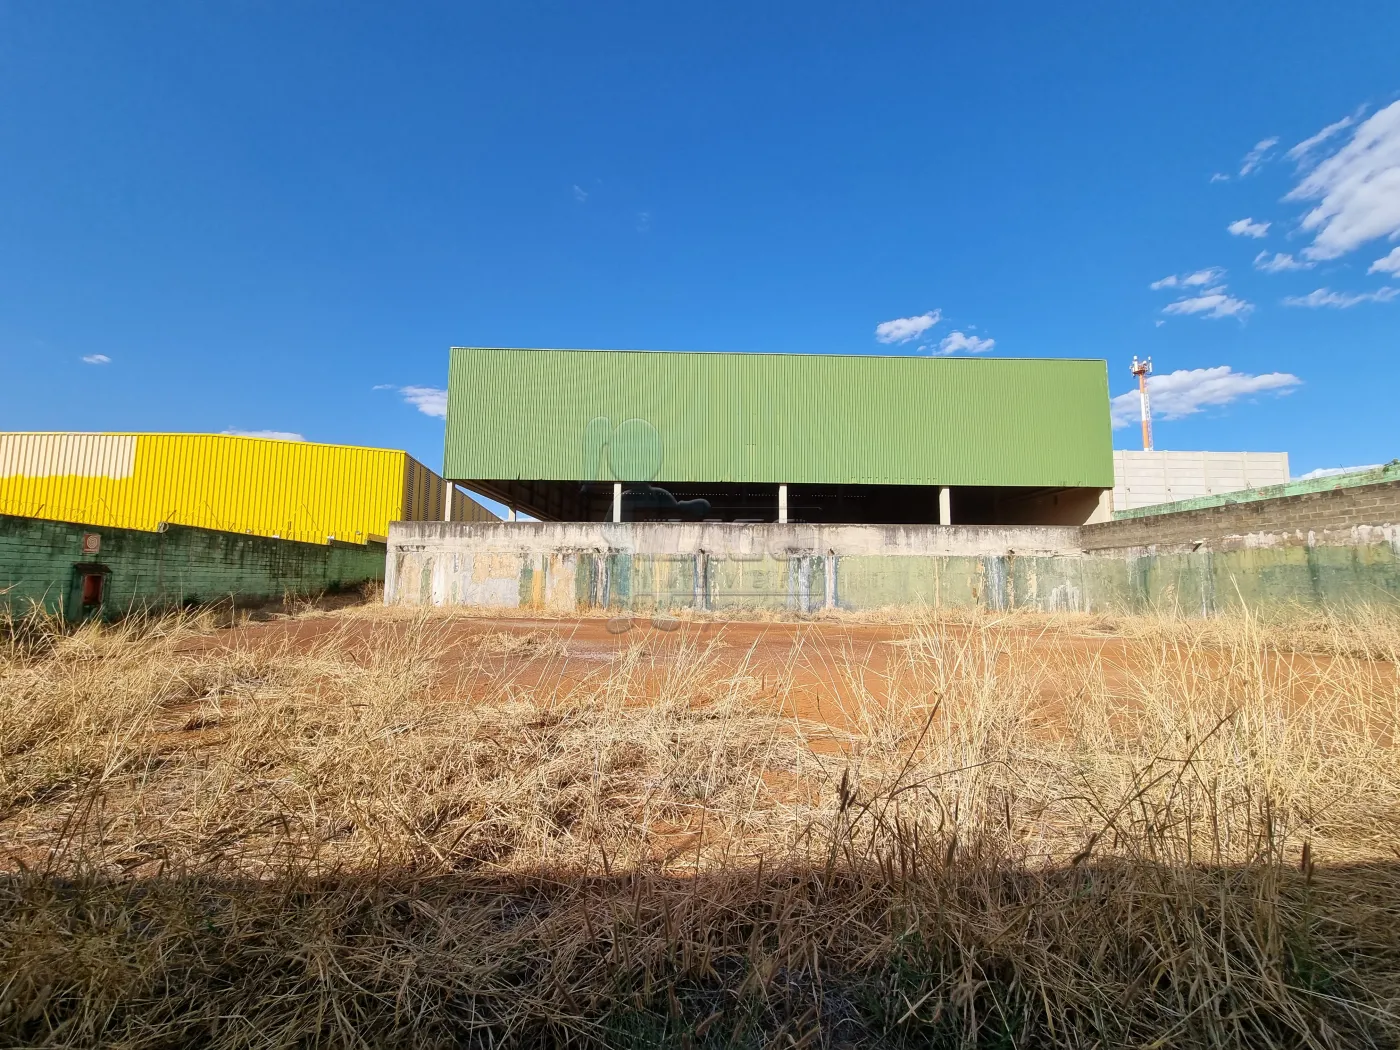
[11, 603, 1400, 1047]
[186, 607, 1366, 735]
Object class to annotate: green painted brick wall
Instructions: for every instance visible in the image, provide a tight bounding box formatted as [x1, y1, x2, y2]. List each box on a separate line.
[0, 512, 385, 620]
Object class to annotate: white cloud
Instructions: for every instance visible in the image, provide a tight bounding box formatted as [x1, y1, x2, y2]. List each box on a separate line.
[80, 354, 111, 364]
[222, 429, 305, 441]
[1109, 366, 1300, 428]
[1227, 217, 1270, 238]
[1253, 251, 1312, 273]
[1286, 110, 1362, 166]
[1369, 246, 1400, 275]
[1209, 172, 1230, 184]
[376, 384, 451, 418]
[874, 310, 941, 344]
[1294, 464, 1382, 480]
[1285, 101, 1400, 261]
[397, 385, 449, 418]
[1239, 136, 1278, 176]
[1151, 268, 1250, 319]
[937, 331, 995, 354]
[1161, 289, 1254, 320]
[572, 184, 588, 202]
[1149, 267, 1224, 290]
[1282, 286, 1398, 308]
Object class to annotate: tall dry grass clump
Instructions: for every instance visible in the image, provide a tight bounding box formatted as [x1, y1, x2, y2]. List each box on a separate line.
[2, 604, 1399, 1046]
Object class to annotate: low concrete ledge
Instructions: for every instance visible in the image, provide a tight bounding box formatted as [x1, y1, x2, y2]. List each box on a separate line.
[387, 521, 1086, 558]
[1082, 523, 1400, 558]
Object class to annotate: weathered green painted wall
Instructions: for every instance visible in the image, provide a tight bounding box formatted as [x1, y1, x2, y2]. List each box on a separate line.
[1080, 542, 1400, 615]
[394, 545, 1400, 616]
[0, 512, 385, 620]
[387, 520, 1400, 618]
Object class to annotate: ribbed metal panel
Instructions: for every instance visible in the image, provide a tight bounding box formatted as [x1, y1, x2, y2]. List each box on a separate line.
[401, 456, 498, 526]
[444, 348, 1114, 487]
[0, 433, 492, 544]
[0, 433, 136, 480]
[449, 488, 494, 523]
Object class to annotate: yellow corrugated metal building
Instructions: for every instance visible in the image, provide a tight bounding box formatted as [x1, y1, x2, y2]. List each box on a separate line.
[0, 433, 496, 544]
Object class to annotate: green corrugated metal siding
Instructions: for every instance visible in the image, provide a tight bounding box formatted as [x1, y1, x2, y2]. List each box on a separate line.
[444, 348, 1114, 488]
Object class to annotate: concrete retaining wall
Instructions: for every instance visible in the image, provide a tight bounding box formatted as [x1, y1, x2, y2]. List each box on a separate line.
[1, 512, 386, 620]
[1076, 478, 1400, 614]
[387, 521, 1086, 615]
[387, 504, 1400, 617]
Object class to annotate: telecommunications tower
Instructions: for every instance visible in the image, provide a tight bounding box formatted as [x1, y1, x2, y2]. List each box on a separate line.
[1130, 356, 1153, 451]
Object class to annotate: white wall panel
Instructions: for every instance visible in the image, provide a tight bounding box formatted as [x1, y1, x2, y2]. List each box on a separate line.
[1113, 451, 1289, 511]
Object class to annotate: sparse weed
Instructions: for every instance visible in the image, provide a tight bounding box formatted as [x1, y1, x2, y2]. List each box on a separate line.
[1, 605, 1399, 1046]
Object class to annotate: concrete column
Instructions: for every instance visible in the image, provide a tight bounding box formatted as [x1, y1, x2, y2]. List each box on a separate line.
[938, 486, 952, 526]
[778, 483, 788, 524]
[443, 481, 453, 522]
[613, 482, 623, 523]
[507, 506, 517, 522]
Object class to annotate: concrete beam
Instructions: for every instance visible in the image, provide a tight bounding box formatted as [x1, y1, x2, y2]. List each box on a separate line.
[388, 520, 1084, 558]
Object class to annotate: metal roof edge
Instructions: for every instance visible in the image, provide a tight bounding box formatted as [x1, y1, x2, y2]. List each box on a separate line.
[0, 432, 414, 457]
[449, 346, 1109, 364]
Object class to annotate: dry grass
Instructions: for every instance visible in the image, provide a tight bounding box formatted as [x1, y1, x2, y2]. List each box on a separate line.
[2, 604, 1400, 1047]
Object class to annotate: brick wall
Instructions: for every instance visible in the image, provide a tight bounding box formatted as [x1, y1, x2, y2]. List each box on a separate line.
[0, 513, 385, 619]
[1082, 480, 1400, 552]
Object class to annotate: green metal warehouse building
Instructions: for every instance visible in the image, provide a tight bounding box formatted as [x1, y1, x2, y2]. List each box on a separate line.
[443, 347, 1114, 526]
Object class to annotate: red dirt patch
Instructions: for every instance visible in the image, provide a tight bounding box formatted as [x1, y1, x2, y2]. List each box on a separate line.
[185, 610, 1371, 740]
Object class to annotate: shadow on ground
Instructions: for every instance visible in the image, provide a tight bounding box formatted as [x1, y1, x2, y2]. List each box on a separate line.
[4, 853, 1397, 1049]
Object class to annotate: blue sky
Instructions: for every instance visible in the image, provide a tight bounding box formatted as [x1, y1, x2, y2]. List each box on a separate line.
[2, 2, 1398, 480]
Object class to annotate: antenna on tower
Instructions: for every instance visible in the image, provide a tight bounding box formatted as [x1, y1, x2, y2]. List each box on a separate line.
[1130, 356, 1153, 451]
